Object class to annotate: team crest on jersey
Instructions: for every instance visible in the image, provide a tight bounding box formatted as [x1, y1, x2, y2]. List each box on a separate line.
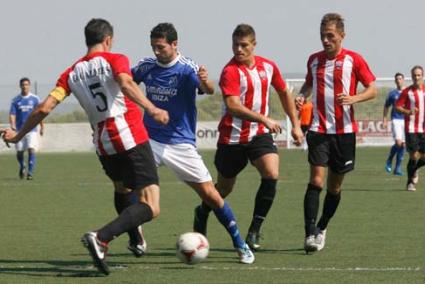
[147, 74, 153, 81]
[258, 70, 267, 80]
[335, 61, 343, 69]
[168, 75, 178, 88]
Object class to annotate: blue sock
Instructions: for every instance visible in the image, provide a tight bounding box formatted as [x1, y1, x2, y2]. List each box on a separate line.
[387, 144, 398, 162]
[395, 146, 405, 170]
[213, 202, 245, 248]
[28, 152, 36, 175]
[17, 152, 24, 170]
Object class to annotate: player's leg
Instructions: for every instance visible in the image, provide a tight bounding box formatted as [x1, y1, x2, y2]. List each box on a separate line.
[193, 144, 247, 236]
[303, 131, 328, 252]
[393, 120, 406, 175]
[24, 132, 39, 180]
[15, 139, 25, 179]
[405, 133, 420, 190]
[188, 180, 254, 264]
[82, 142, 159, 274]
[386, 120, 399, 172]
[247, 151, 279, 250]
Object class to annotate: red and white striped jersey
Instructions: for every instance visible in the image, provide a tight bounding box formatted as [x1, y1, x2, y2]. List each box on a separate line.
[396, 84, 425, 133]
[305, 49, 375, 134]
[55, 52, 148, 156]
[218, 56, 287, 144]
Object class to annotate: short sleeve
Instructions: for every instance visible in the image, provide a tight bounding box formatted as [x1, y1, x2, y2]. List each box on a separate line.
[270, 61, 286, 92]
[9, 99, 17, 115]
[219, 65, 240, 96]
[109, 54, 132, 77]
[354, 54, 376, 87]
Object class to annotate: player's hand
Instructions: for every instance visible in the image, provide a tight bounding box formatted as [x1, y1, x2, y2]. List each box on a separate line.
[148, 107, 169, 125]
[410, 107, 419, 115]
[264, 117, 282, 134]
[295, 96, 305, 111]
[198, 66, 209, 83]
[291, 126, 304, 146]
[40, 128, 44, 136]
[382, 119, 388, 129]
[1, 128, 18, 147]
[336, 93, 356, 105]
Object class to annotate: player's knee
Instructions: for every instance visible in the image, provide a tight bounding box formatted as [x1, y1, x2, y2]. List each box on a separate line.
[148, 203, 160, 218]
[310, 177, 324, 188]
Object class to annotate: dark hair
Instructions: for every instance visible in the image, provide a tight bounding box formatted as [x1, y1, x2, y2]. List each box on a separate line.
[84, 18, 113, 47]
[321, 13, 345, 33]
[232, 24, 256, 40]
[150, 23, 178, 44]
[19, 77, 30, 85]
[394, 72, 404, 79]
[411, 65, 424, 75]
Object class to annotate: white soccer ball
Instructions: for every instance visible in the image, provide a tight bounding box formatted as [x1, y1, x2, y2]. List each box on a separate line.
[176, 232, 209, 264]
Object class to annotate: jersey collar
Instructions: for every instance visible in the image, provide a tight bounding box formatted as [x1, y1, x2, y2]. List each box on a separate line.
[156, 53, 181, 68]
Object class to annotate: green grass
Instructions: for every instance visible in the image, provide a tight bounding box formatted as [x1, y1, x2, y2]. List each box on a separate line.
[0, 148, 424, 283]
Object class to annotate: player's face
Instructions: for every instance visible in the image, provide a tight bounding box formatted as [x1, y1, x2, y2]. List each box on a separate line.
[411, 68, 424, 88]
[320, 23, 345, 58]
[20, 81, 30, 95]
[232, 35, 256, 66]
[395, 75, 404, 89]
[151, 37, 178, 64]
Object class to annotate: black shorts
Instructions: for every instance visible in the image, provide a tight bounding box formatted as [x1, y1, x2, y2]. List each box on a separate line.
[301, 125, 310, 134]
[406, 133, 425, 153]
[98, 141, 159, 190]
[307, 131, 356, 174]
[214, 133, 278, 178]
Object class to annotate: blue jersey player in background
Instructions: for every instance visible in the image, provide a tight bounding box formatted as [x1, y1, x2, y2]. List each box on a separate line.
[130, 23, 255, 264]
[383, 72, 405, 175]
[9, 77, 44, 180]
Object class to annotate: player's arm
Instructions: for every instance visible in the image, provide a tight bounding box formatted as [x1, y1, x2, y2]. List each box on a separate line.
[224, 95, 282, 133]
[198, 66, 214, 95]
[336, 82, 377, 106]
[116, 73, 169, 125]
[383, 99, 390, 128]
[295, 83, 312, 110]
[276, 87, 303, 145]
[9, 114, 16, 131]
[3, 95, 59, 143]
[39, 120, 44, 136]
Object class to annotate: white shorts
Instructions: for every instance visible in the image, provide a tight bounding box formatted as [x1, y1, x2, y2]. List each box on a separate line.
[15, 131, 39, 151]
[149, 139, 212, 183]
[391, 119, 405, 142]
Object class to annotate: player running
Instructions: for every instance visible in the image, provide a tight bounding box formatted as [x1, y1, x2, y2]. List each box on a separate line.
[2, 18, 169, 275]
[131, 23, 254, 264]
[193, 23, 303, 251]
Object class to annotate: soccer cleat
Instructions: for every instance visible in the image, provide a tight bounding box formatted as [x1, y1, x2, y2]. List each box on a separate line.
[235, 243, 255, 264]
[127, 226, 147, 257]
[412, 171, 419, 184]
[81, 232, 110, 275]
[245, 231, 261, 251]
[406, 183, 416, 192]
[26, 174, 33, 180]
[385, 161, 392, 173]
[193, 205, 209, 236]
[315, 229, 327, 251]
[304, 235, 318, 253]
[19, 167, 26, 179]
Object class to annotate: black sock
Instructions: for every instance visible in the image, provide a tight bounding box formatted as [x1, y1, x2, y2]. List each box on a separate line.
[114, 192, 140, 244]
[97, 202, 153, 243]
[304, 183, 322, 236]
[407, 159, 417, 184]
[416, 159, 425, 169]
[317, 191, 341, 231]
[200, 201, 212, 214]
[248, 179, 277, 233]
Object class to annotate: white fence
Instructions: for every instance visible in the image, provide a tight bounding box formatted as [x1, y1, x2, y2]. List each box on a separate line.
[0, 120, 394, 153]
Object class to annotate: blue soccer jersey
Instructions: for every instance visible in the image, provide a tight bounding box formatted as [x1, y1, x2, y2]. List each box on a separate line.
[385, 89, 404, 120]
[132, 54, 202, 145]
[9, 93, 40, 132]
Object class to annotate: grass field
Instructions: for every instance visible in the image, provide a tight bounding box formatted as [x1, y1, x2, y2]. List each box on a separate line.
[0, 148, 424, 283]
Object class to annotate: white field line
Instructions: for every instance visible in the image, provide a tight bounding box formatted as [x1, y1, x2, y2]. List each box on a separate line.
[136, 266, 421, 272]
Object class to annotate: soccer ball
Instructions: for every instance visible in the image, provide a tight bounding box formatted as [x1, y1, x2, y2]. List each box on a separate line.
[176, 232, 209, 264]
